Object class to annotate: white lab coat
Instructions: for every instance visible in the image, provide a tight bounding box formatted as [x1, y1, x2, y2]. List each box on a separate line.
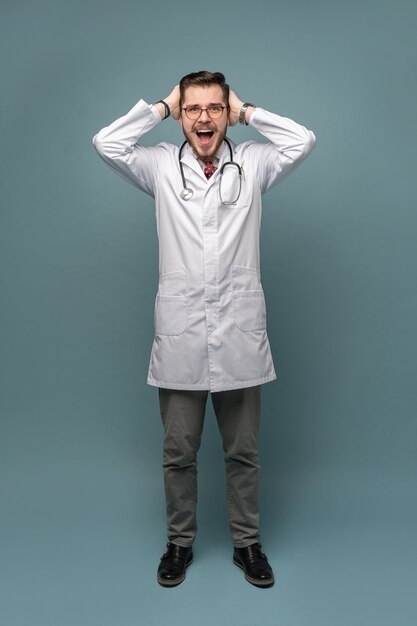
[92, 99, 316, 391]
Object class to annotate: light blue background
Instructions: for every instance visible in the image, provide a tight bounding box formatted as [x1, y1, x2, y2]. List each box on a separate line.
[1, 1, 416, 625]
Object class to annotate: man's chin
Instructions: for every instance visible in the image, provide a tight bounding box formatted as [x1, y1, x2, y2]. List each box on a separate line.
[196, 148, 216, 161]
[186, 134, 224, 161]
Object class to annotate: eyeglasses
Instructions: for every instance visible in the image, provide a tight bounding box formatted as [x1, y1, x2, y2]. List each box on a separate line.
[182, 105, 226, 120]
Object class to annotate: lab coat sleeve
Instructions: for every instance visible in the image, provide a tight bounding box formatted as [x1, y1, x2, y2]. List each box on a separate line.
[92, 99, 163, 196]
[246, 107, 316, 193]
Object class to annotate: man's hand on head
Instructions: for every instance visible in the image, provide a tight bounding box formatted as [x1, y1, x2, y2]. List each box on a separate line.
[154, 85, 181, 121]
[228, 90, 244, 126]
[164, 85, 181, 120]
[228, 90, 255, 126]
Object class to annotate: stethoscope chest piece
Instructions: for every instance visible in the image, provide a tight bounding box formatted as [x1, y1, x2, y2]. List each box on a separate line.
[180, 187, 193, 201]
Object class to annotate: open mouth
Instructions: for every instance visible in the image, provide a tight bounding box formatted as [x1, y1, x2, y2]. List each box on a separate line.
[196, 129, 214, 145]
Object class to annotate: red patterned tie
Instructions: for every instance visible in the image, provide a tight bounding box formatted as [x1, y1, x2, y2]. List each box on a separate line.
[204, 161, 217, 179]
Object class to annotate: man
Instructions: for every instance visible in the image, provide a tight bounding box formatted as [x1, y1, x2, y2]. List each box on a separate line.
[92, 71, 316, 588]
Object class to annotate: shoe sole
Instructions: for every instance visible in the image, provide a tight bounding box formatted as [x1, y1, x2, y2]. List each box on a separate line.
[157, 557, 193, 587]
[233, 556, 275, 588]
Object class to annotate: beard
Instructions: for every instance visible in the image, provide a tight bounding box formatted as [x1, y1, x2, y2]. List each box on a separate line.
[182, 122, 227, 161]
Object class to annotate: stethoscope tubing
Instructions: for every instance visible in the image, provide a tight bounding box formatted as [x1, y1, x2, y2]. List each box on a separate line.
[179, 137, 242, 203]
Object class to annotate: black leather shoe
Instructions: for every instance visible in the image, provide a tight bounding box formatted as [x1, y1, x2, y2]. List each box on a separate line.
[233, 542, 275, 588]
[157, 542, 193, 587]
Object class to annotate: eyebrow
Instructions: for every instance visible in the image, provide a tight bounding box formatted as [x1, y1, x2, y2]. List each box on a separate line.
[185, 102, 225, 107]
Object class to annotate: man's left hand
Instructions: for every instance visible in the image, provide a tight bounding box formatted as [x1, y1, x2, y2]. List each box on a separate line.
[228, 90, 244, 126]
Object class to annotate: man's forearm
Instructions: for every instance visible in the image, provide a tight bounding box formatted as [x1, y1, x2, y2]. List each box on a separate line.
[92, 99, 161, 161]
[249, 107, 316, 161]
[92, 98, 162, 193]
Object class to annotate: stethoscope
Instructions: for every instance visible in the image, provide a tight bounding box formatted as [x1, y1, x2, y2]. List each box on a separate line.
[179, 137, 242, 205]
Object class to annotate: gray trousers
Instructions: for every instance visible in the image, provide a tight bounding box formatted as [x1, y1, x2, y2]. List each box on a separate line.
[158, 385, 262, 548]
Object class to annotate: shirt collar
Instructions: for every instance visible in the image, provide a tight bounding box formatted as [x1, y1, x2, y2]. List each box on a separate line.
[197, 154, 220, 170]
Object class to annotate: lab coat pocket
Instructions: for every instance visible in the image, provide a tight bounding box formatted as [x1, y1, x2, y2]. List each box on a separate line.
[154, 295, 187, 336]
[232, 265, 266, 332]
[154, 269, 188, 336]
[233, 290, 266, 332]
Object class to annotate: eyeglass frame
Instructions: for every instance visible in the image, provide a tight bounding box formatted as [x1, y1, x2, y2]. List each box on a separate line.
[181, 105, 227, 120]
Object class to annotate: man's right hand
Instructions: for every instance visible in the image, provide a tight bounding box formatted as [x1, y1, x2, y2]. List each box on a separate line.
[163, 85, 181, 120]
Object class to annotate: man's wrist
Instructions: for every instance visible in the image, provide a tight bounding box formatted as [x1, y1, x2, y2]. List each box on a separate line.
[239, 102, 256, 125]
[154, 100, 170, 120]
[245, 106, 256, 124]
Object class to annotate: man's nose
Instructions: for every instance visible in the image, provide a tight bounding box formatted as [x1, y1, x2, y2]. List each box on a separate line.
[199, 108, 210, 122]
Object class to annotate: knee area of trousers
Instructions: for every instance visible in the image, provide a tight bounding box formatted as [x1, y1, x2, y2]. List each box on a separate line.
[224, 448, 260, 468]
[223, 437, 258, 458]
[163, 438, 199, 467]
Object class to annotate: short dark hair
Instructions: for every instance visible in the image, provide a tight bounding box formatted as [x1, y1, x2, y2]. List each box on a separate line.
[179, 71, 230, 108]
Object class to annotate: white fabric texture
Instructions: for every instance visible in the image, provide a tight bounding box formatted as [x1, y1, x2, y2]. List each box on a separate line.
[93, 100, 316, 391]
